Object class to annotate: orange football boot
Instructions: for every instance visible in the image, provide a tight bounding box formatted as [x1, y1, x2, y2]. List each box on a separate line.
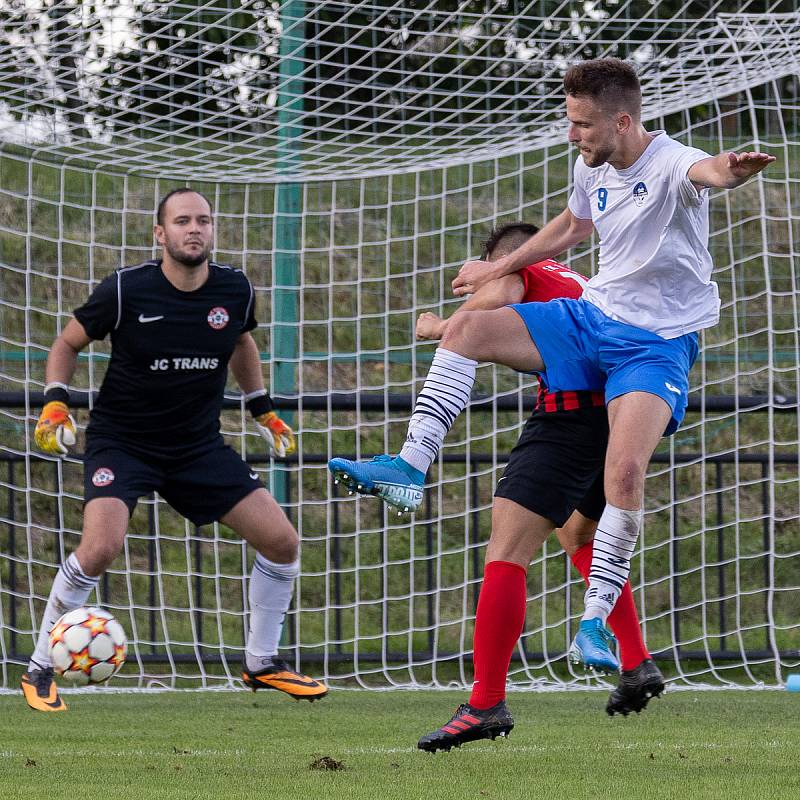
[21, 667, 67, 712]
[242, 658, 328, 701]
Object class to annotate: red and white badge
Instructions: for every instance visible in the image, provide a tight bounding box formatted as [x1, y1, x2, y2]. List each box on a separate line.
[207, 307, 230, 330]
[92, 467, 115, 487]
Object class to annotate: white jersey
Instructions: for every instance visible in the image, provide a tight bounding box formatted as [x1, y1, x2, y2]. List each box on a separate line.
[568, 131, 718, 339]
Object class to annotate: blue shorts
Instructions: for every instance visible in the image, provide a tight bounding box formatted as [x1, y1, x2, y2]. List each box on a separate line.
[509, 298, 699, 435]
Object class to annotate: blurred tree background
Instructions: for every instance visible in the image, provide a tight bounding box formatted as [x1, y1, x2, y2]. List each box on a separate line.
[1, 0, 796, 149]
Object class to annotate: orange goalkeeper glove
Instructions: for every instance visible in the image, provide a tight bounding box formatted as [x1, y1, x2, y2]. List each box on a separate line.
[254, 411, 296, 458]
[35, 401, 77, 456]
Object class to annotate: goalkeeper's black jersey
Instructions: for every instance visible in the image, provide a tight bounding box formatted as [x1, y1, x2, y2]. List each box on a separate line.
[74, 259, 257, 458]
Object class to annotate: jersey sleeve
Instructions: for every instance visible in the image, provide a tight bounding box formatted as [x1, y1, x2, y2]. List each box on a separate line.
[241, 277, 257, 333]
[73, 272, 119, 341]
[517, 265, 536, 299]
[567, 159, 593, 219]
[671, 144, 713, 207]
[518, 261, 586, 302]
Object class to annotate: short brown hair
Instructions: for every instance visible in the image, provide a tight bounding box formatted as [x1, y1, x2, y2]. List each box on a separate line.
[481, 222, 539, 260]
[563, 58, 641, 118]
[156, 188, 213, 225]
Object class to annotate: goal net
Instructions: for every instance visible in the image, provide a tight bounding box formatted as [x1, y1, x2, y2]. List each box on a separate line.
[1, 1, 798, 691]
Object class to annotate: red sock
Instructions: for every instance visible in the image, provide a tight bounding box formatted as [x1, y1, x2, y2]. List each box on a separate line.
[571, 541, 650, 671]
[468, 560, 527, 710]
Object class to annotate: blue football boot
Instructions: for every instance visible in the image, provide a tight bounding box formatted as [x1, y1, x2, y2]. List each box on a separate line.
[568, 617, 620, 673]
[328, 454, 424, 514]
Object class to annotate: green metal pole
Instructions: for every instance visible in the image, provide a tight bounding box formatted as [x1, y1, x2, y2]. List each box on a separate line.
[273, 0, 305, 508]
[272, 1, 305, 652]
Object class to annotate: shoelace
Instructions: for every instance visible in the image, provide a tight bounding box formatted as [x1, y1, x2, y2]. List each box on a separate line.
[369, 454, 421, 483]
[585, 623, 613, 648]
[447, 704, 474, 724]
[33, 668, 54, 693]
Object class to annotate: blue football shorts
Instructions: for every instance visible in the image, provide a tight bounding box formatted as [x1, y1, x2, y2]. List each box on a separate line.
[509, 298, 699, 435]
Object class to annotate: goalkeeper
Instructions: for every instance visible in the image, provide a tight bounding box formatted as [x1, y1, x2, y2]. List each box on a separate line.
[22, 189, 327, 712]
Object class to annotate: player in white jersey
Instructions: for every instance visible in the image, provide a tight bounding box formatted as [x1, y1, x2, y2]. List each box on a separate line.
[328, 58, 775, 673]
[449, 58, 774, 670]
[571, 131, 718, 336]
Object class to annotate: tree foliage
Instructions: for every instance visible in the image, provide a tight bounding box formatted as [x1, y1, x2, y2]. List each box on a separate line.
[0, 0, 795, 145]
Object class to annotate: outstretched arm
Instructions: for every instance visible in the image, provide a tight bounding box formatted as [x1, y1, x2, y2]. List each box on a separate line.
[452, 208, 593, 297]
[688, 151, 776, 189]
[416, 274, 526, 340]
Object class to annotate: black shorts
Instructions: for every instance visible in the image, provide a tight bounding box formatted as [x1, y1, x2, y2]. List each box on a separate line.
[494, 406, 609, 527]
[83, 437, 262, 526]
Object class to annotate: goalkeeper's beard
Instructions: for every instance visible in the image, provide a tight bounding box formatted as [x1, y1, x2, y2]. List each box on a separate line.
[165, 240, 211, 267]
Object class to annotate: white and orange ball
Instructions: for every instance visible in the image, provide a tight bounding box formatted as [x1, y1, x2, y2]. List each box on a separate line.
[48, 606, 127, 686]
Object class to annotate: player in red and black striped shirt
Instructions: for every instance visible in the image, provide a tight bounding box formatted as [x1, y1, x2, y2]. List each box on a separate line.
[416, 223, 664, 753]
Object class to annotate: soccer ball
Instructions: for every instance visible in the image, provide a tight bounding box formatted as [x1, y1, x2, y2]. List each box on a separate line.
[48, 606, 127, 686]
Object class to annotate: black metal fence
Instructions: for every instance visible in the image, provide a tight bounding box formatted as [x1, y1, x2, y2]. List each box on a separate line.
[2, 392, 798, 667]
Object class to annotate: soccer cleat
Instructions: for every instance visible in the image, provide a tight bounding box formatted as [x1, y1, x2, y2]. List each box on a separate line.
[417, 700, 514, 753]
[241, 658, 328, 702]
[606, 658, 665, 716]
[568, 617, 620, 673]
[21, 667, 67, 712]
[328, 454, 424, 514]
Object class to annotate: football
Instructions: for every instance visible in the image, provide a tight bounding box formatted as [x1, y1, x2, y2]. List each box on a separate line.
[48, 606, 127, 686]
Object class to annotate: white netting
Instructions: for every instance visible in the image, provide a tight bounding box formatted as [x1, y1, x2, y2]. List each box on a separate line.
[1, 2, 799, 690]
[1, 3, 799, 180]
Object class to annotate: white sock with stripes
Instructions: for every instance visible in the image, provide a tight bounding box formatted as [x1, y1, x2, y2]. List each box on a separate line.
[28, 553, 99, 671]
[399, 348, 477, 474]
[245, 553, 299, 671]
[582, 504, 643, 624]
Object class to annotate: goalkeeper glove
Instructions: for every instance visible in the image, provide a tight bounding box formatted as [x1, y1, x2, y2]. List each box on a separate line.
[35, 385, 76, 456]
[254, 411, 296, 458]
[246, 390, 296, 458]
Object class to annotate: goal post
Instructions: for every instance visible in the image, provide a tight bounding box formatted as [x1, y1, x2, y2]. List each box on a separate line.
[1, 2, 798, 691]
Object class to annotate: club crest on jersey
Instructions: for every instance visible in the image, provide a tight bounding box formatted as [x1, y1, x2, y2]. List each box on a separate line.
[633, 181, 648, 207]
[207, 307, 230, 330]
[92, 467, 115, 487]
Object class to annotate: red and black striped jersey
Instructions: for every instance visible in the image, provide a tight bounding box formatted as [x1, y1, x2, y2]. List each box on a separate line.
[517, 260, 605, 413]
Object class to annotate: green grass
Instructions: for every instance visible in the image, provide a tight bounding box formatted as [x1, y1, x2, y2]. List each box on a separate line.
[1, 689, 799, 799]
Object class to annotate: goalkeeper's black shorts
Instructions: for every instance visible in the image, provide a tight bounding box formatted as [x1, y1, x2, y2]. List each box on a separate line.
[83, 437, 262, 526]
[494, 405, 608, 528]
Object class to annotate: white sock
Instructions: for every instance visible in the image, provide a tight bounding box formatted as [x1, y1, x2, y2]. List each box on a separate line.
[245, 553, 299, 671]
[399, 348, 477, 473]
[28, 553, 99, 671]
[582, 504, 643, 624]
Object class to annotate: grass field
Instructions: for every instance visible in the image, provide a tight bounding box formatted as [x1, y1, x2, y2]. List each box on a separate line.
[1, 689, 799, 800]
